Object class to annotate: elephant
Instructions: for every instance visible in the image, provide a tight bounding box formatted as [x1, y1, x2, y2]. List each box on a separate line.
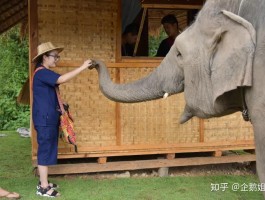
[89, 0, 265, 196]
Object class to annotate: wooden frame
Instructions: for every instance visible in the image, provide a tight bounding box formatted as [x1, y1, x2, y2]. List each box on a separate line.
[28, 0, 38, 159]
[118, 0, 204, 62]
[47, 154, 256, 175]
[34, 140, 255, 160]
[28, 0, 255, 174]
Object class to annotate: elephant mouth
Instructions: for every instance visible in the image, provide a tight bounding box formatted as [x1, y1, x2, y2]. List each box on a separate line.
[163, 80, 184, 99]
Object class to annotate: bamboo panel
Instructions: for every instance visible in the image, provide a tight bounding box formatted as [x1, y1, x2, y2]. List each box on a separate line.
[119, 68, 200, 145]
[54, 67, 117, 148]
[204, 112, 254, 142]
[47, 65, 253, 152]
[37, 0, 118, 62]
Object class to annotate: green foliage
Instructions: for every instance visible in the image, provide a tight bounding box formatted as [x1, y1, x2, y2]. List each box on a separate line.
[149, 28, 167, 57]
[0, 26, 30, 130]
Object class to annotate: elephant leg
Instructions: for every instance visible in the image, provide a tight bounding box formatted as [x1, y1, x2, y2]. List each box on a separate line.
[252, 115, 265, 197]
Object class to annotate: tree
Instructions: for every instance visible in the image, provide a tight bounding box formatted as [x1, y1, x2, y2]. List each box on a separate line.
[0, 25, 30, 130]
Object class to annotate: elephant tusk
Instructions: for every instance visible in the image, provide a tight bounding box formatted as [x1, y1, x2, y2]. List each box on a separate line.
[163, 93, 169, 99]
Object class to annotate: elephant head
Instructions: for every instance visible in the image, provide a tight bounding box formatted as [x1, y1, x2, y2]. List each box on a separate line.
[90, 0, 256, 124]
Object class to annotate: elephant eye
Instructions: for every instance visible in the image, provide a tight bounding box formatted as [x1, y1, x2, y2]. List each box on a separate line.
[175, 42, 182, 58]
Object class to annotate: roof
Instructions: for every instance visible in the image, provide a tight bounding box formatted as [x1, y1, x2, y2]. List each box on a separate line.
[0, 0, 28, 34]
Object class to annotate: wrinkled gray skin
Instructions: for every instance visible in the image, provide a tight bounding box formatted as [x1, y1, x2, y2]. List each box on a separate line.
[90, 0, 265, 196]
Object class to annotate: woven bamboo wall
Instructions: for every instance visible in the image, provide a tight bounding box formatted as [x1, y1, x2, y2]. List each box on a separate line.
[33, 0, 254, 157]
[53, 65, 254, 152]
[204, 113, 254, 142]
[53, 66, 202, 150]
[54, 67, 118, 148]
[38, 0, 117, 62]
[119, 68, 200, 145]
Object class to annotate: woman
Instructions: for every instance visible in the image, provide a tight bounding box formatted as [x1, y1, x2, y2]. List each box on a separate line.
[32, 42, 92, 197]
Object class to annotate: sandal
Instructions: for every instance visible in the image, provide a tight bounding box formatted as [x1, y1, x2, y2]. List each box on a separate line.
[36, 186, 60, 198]
[37, 181, 59, 189]
[0, 192, 21, 199]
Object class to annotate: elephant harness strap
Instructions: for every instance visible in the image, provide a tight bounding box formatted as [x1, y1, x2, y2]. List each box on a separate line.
[241, 88, 251, 122]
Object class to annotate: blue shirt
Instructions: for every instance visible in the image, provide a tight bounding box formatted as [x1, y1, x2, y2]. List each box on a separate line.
[32, 67, 61, 127]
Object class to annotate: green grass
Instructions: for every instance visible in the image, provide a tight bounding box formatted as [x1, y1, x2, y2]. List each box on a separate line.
[0, 131, 263, 200]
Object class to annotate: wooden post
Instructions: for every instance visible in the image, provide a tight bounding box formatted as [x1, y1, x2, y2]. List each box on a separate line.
[166, 153, 175, 160]
[199, 119, 204, 142]
[116, 0, 122, 61]
[97, 157, 107, 164]
[158, 167, 169, 177]
[213, 150, 222, 157]
[115, 68, 121, 146]
[29, 0, 39, 159]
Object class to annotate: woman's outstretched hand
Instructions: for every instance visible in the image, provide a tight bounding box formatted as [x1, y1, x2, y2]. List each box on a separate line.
[87, 59, 99, 70]
[57, 59, 95, 84]
[81, 59, 93, 69]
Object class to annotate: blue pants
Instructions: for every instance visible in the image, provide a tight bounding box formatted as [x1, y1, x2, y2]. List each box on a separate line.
[35, 126, 59, 166]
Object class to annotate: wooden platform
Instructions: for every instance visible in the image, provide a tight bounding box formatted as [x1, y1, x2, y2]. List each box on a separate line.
[43, 151, 256, 175]
[29, 0, 256, 176]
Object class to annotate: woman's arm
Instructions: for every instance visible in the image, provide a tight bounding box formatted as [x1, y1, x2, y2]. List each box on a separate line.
[56, 59, 92, 84]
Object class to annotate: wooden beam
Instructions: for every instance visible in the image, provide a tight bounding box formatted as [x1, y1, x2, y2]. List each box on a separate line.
[141, 0, 204, 9]
[142, 0, 204, 6]
[142, 4, 202, 9]
[133, 8, 147, 56]
[56, 147, 254, 159]
[29, 0, 39, 159]
[47, 154, 256, 175]
[71, 140, 255, 152]
[28, 140, 254, 160]
[58, 59, 162, 68]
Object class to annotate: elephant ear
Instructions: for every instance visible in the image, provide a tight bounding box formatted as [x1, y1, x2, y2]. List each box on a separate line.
[211, 10, 256, 104]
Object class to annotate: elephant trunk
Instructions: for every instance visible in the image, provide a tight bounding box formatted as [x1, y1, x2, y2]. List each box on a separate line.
[89, 59, 184, 103]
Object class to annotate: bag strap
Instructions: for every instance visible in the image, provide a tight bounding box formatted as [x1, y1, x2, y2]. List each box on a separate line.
[55, 87, 66, 114]
[31, 66, 45, 90]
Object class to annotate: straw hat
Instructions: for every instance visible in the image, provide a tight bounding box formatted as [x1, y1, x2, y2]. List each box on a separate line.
[32, 42, 64, 62]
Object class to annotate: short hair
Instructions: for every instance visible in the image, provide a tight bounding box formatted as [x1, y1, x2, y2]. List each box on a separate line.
[123, 23, 139, 36]
[161, 14, 178, 26]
